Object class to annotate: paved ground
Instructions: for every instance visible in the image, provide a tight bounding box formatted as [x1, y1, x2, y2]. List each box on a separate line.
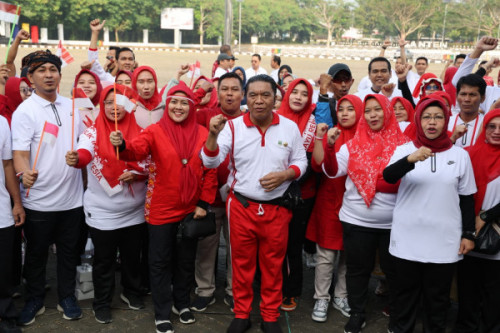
[13, 235, 459, 333]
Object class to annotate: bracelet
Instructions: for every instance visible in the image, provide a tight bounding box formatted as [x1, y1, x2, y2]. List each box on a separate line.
[315, 136, 324, 140]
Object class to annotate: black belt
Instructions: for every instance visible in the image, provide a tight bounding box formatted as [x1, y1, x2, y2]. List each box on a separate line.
[233, 191, 282, 208]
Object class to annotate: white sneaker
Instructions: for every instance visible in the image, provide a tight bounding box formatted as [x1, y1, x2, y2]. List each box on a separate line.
[311, 299, 329, 322]
[333, 297, 351, 318]
[304, 251, 317, 268]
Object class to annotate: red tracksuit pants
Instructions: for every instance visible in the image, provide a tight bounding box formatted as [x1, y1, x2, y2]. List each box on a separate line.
[226, 192, 292, 322]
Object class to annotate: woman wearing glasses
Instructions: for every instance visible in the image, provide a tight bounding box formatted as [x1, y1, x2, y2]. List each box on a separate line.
[456, 109, 500, 333]
[383, 97, 476, 333]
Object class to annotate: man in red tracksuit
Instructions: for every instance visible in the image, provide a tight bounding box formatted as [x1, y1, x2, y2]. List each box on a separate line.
[201, 75, 307, 333]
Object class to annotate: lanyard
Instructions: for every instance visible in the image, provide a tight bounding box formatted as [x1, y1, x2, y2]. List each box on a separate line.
[452, 115, 479, 146]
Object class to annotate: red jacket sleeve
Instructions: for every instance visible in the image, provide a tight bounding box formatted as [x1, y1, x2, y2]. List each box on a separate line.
[120, 128, 154, 161]
[199, 165, 218, 205]
[323, 143, 339, 177]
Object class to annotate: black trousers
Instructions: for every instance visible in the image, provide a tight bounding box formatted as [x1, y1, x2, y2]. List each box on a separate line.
[149, 222, 198, 321]
[342, 222, 395, 320]
[456, 255, 500, 333]
[89, 223, 145, 310]
[0, 225, 17, 319]
[23, 207, 83, 301]
[392, 257, 455, 333]
[282, 198, 315, 298]
[11, 226, 22, 287]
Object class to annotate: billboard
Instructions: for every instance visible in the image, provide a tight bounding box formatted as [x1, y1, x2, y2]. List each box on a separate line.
[161, 8, 193, 30]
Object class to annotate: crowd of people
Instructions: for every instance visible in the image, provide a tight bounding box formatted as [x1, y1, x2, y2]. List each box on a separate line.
[0, 18, 499, 333]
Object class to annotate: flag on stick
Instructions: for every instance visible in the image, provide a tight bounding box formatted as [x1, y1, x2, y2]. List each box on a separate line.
[56, 40, 74, 67]
[113, 82, 119, 160]
[2, 2, 20, 64]
[188, 61, 201, 88]
[26, 121, 59, 197]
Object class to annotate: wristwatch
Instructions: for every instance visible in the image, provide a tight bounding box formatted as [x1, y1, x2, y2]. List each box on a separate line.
[480, 210, 488, 221]
[461, 231, 476, 240]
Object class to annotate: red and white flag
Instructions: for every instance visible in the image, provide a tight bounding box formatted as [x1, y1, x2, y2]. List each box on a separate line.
[73, 88, 94, 109]
[56, 40, 74, 67]
[115, 86, 139, 113]
[42, 121, 59, 146]
[187, 61, 201, 78]
[0, 1, 20, 24]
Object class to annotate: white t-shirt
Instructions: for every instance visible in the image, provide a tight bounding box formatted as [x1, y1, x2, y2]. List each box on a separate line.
[398, 121, 410, 132]
[448, 113, 484, 148]
[357, 72, 398, 92]
[214, 67, 229, 79]
[270, 69, 279, 83]
[388, 142, 477, 263]
[323, 144, 397, 229]
[0, 116, 14, 228]
[468, 176, 500, 261]
[77, 127, 147, 230]
[11, 93, 84, 211]
[355, 86, 402, 102]
[245, 67, 268, 80]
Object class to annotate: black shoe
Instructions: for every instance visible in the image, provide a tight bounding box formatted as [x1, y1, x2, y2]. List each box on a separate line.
[93, 307, 112, 324]
[0, 319, 22, 333]
[18, 298, 45, 326]
[261, 321, 282, 333]
[344, 313, 366, 333]
[224, 294, 234, 312]
[227, 318, 251, 333]
[120, 293, 145, 310]
[190, 295, 216, 312]
[172, 307, 195, 324]
[155, 320, 174, 333]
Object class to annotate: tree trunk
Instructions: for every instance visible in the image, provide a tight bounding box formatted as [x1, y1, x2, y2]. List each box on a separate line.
[200, 27, 204, 51]
[327, 26, 332, 48]
[115, 29, 119, 43]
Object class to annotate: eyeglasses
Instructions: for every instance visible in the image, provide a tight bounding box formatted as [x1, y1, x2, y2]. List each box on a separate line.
[21, 87, 34, 95]
[422, 115, 445, 121]
[425, 84, 440, 91]
[486, 124, 500, 131]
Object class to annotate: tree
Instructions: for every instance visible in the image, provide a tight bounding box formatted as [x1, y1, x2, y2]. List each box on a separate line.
[308, 0, 350, 47]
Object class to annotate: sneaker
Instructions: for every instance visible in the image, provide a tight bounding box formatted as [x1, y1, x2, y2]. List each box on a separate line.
[155, 320, 174, 333]
[280, 297, 297, 311]
[311, 299, 329, 322]
[18, 298, 45, 326]
[120, 292, 145, 310]
[172, 307, 195, 324]
[344, 313, 366, 333]
[333, 297, 351, 318]
[304, 251, 317, 268]
[224, 294, 234, 312]
[261, 321, 282, 333]
[190, 295, 215, 312]
[226, 318, 251, 333]
[57, 296, 82, 320]
[93, 307, 112, 324]
[0, 319, 22, 333]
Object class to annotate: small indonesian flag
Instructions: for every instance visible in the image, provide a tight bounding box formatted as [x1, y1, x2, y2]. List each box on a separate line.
[42, 121, 59, 146]
[56, 40, 74, 67]
[73, 88, 94, 109]
[115, 86, 139, 113]
[0, 1, 20, 24]
[187, 61, 201, 78]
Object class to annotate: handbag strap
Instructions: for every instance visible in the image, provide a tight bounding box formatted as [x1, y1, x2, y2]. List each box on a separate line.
[491, 221, 500, 236]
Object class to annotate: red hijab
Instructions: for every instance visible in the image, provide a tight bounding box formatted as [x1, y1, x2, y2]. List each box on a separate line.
[132, 66, 162, 111]
[115, 70, 133, 83]
[347, 94, 409, 206]
[1, 77, 31, 126]
[443, 66, 458, 106]
[466, 109, 500, 214]
[277, 78, 316, 133]
[413, 97, 452, 153]
[334, 95, 363, 152]
[430, 91, 453, 116]
[412, 73, 440, 98]
[159, 82, 201, 205]
[391, 97, 415, 123]
[94, 85, 143, 190]
[74, 69, 102, 106]
[192, 76, 218, 111]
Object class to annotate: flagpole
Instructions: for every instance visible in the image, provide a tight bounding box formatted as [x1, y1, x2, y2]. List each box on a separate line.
[71, 89, 75, 150]
[4, 5, 21, 64]
[26, 120, 47, 197]
[113, 82, 119, 160]
[189, 63, 195, 89]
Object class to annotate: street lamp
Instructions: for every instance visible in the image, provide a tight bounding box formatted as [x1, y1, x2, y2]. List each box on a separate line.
[237, 0, 243, 53]
[441, 0, 450, 46]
